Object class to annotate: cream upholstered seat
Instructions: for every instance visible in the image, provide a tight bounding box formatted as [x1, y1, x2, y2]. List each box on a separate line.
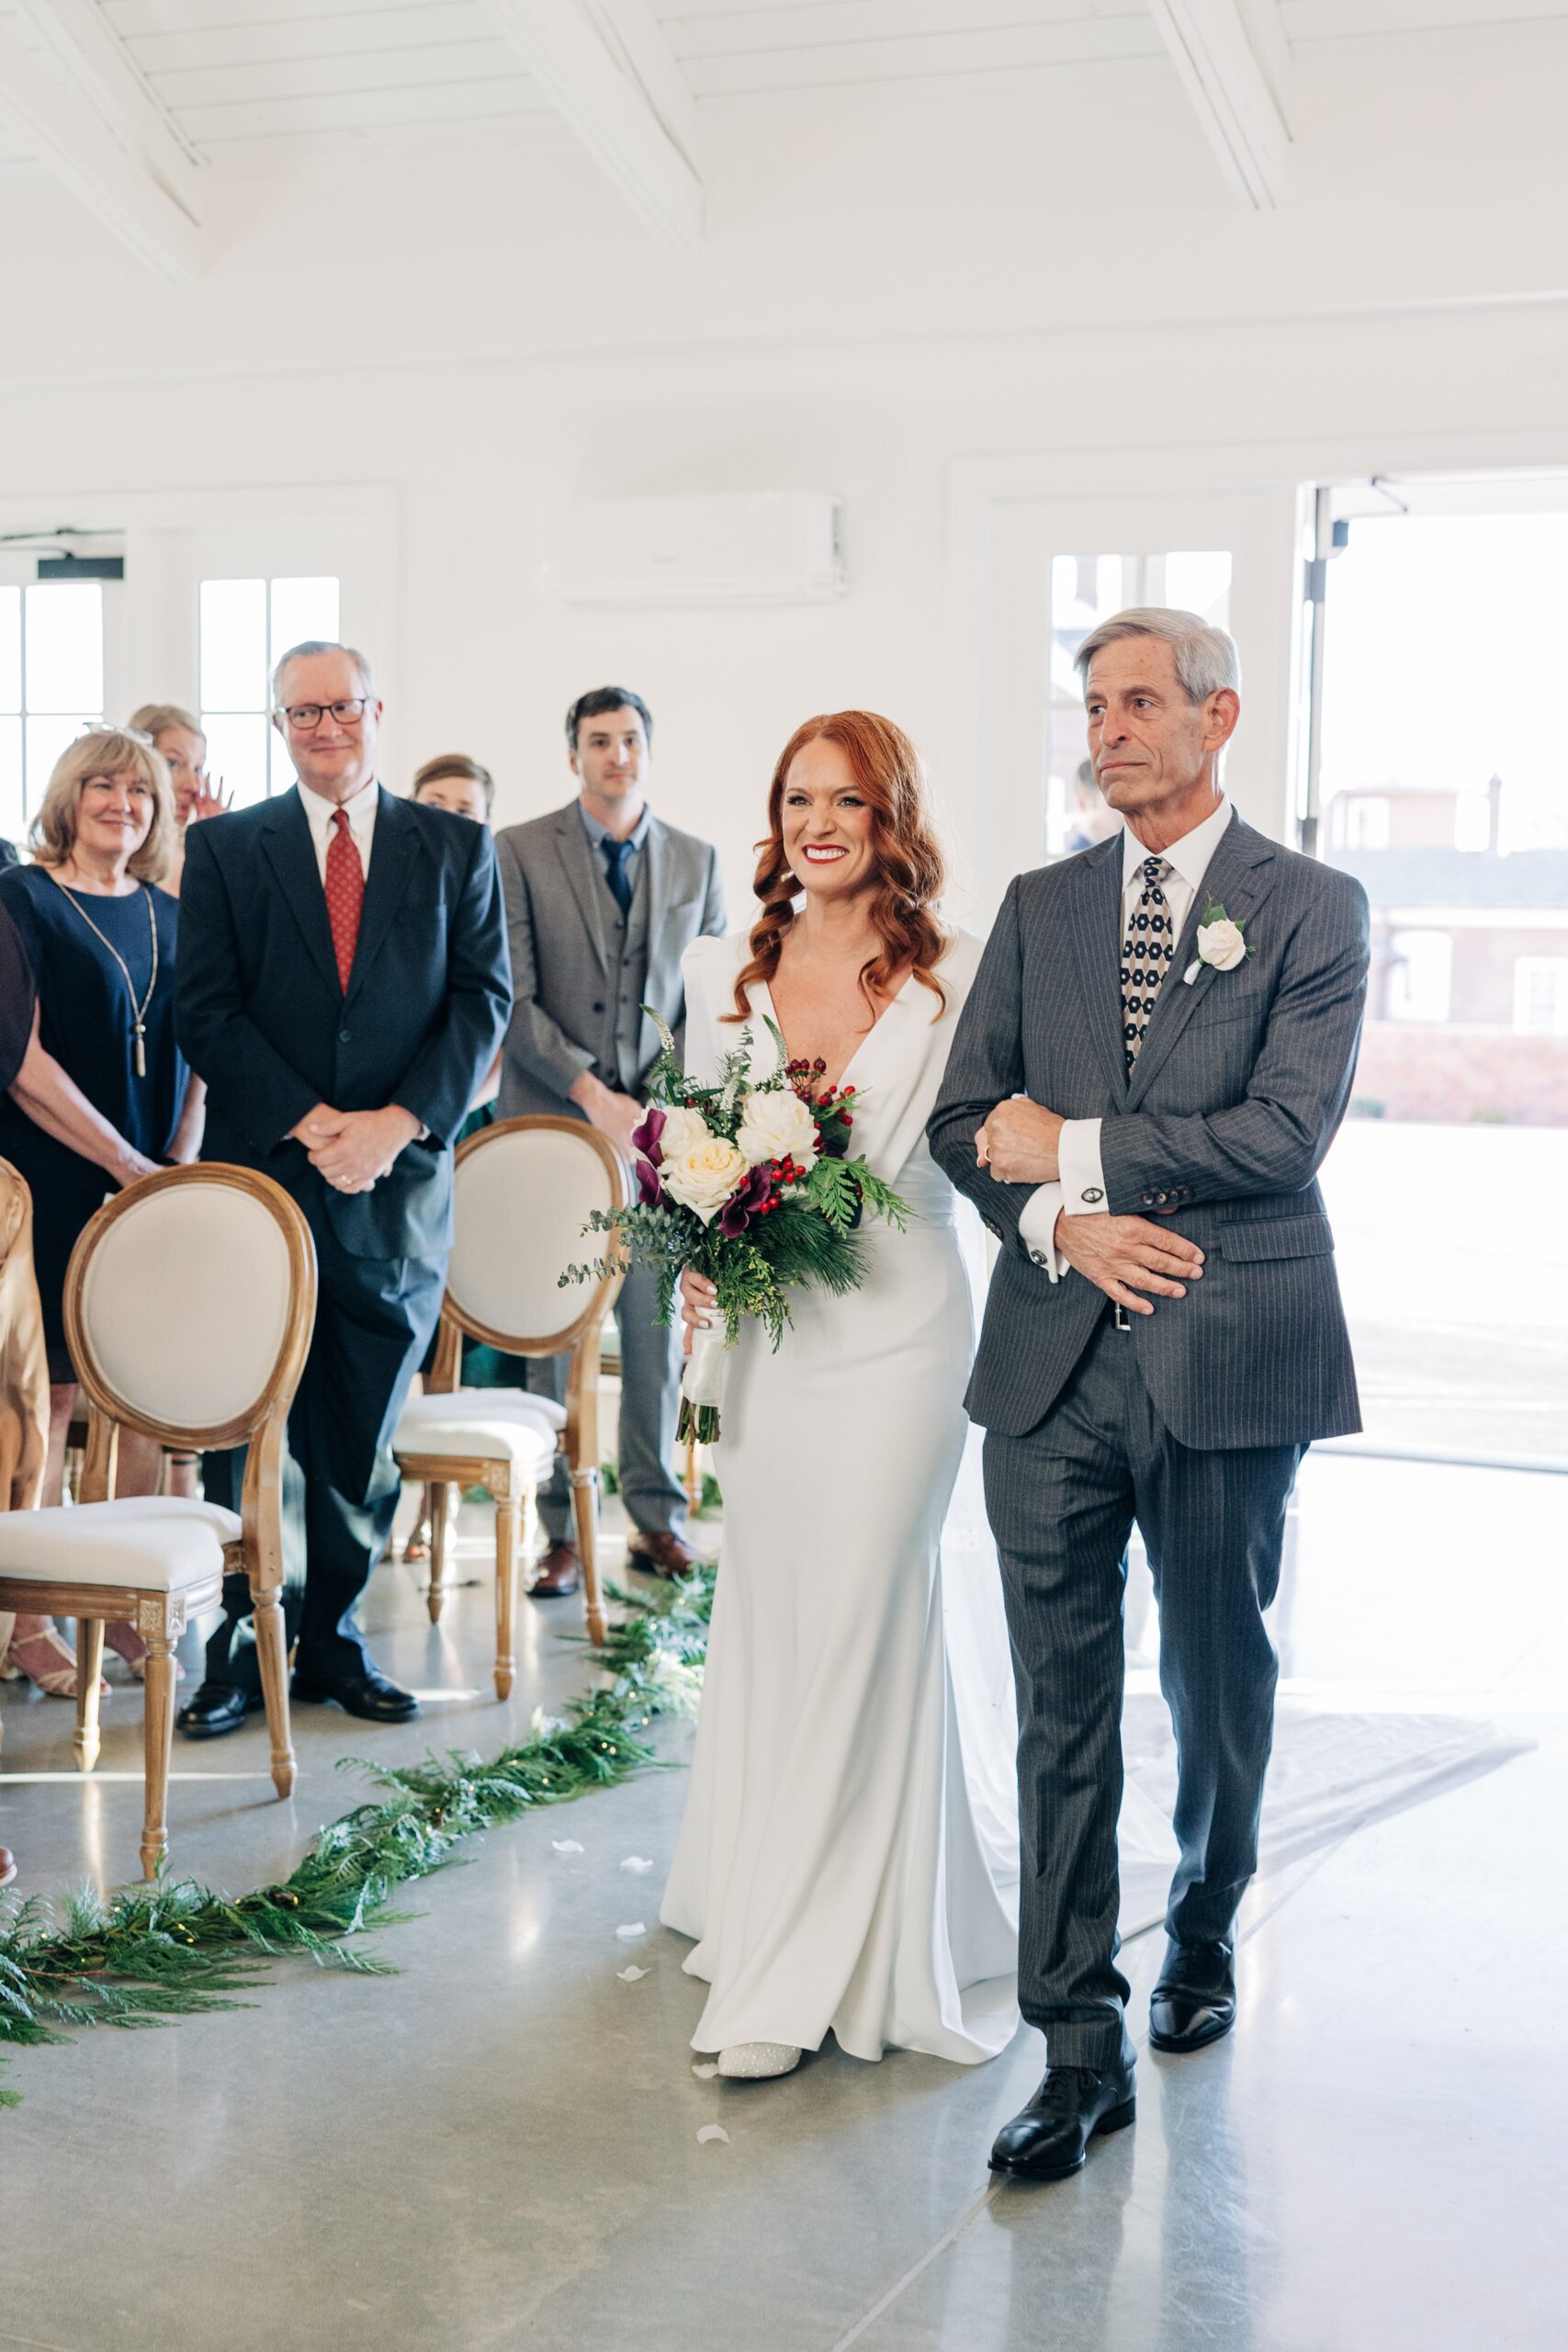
[395, 1115, 628, 1679]
[0, 1163, 315, 1879]
[393, 1392, 559, 1467]
[0, 1495, 242, 1589]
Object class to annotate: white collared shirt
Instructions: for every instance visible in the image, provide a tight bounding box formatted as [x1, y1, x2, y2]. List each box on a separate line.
[1019, 797, 1235, 1277]
[296, 774, 378, 888]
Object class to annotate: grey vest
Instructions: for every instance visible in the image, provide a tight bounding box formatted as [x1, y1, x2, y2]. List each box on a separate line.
[591, 851, 652, 1091]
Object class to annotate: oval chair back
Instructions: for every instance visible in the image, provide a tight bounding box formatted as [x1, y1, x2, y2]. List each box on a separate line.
[443, 1114, 629, 1360]
[0, 1158, 50, 1518]
[63, 1164, 317, 1520]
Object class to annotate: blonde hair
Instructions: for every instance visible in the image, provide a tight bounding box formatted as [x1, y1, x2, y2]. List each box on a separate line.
[29, 729, 175, 886]
[128, 702, 204, 745]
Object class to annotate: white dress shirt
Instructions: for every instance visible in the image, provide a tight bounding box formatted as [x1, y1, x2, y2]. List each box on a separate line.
[296, 773, 378, 886]
[1018, 797, 1235, 1278]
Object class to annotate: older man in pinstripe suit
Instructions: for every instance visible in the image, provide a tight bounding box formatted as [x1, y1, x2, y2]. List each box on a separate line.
[930, 608, 1370, 2183]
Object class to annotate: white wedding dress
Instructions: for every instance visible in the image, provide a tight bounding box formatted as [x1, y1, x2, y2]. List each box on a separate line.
[660, 929, 1021, 2065]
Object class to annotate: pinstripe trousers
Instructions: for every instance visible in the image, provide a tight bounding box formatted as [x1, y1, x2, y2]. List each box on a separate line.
[984, 1307, 1303, 2070]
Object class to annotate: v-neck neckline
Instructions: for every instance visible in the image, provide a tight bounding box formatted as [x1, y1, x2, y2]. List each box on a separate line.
[752, 969, 916, 1098]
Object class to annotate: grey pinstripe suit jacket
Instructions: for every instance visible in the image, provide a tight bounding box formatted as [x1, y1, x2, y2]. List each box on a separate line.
[928, 813, 1370, 1451]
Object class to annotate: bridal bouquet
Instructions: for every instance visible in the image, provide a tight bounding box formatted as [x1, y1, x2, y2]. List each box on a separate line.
[561, 1012, 908, 1442]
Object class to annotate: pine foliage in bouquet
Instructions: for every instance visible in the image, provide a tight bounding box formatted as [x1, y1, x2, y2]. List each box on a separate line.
[560, 1011, 908, 1440]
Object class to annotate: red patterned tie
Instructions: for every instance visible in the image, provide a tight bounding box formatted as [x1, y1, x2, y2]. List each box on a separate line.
[324, 807, 364, 992]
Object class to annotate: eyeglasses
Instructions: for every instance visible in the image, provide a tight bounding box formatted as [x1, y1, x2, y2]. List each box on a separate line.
[279, 699, 370, 731]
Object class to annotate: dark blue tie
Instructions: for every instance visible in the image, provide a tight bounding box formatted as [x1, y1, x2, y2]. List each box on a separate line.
[602, 838, 633, 917]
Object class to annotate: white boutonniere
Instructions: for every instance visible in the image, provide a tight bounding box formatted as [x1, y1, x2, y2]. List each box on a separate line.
[1184, 899, 1250, 985]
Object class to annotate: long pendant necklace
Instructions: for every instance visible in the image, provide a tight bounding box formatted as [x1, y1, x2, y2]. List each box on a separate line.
[48, 868, 159, 1077]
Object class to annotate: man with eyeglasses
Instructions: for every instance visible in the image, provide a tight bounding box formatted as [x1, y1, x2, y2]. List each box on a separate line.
[174, 640, 512, 1735]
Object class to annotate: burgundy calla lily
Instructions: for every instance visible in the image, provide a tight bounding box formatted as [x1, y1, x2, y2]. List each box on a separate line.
[631, 1104, 667, 1164]
[717, 1163, 773, 1238]
[635, 1154, 663, 1206]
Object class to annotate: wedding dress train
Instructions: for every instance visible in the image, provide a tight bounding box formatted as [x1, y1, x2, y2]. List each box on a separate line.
[660, 930, 1020, 2065]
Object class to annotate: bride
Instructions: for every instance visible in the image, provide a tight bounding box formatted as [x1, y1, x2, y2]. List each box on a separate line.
[659, 710, 1021, 2079]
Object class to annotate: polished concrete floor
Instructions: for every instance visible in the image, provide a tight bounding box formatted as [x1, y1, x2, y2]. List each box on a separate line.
[1, 1453, 1563, 2352]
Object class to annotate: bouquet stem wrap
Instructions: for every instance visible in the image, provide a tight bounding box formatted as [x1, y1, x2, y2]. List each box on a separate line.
[678, 1317, 731, 1446]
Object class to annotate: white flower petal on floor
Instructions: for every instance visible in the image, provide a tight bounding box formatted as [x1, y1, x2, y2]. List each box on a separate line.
[692, 2062, 719, 2079]
[695, 2125, 729, 2145]
[550, 1838, 583, 1856]
[615, 1922, 647, 1939]
[619, 1855, 654, 1873]
[615, 1965, 649, 1983]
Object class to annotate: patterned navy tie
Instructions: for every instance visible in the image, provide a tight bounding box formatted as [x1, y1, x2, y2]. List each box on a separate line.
[1122, 855, 1175, 1070]
[602, 838, 633, 917]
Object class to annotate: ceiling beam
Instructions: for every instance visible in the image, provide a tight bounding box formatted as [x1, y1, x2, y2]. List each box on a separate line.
[0, 0, 202, 279]
[1146, 0, 1292, 210]
[478, 0, 703, 246]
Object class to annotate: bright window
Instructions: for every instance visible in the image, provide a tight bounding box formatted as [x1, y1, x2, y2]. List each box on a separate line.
[0, 581, 105, 842]
[1514, 956, 1568, 1036]
[199, 575, 340, 808]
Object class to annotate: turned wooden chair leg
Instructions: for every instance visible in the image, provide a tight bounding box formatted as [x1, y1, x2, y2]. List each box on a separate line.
[493, 1488, 520, 1702]
[427, 1479, 451, 1623]
[571, 1465, 606, 1647]
[140, 1626, 178, 1880]
[253, 1585, 297, 1800]
[74, 1618, 106, 1774]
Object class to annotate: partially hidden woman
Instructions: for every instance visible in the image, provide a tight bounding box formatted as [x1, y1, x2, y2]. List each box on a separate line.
[126, 704, 231, 896]
[660, 711, 1020, 2079]
[0, 729, 205, 1690]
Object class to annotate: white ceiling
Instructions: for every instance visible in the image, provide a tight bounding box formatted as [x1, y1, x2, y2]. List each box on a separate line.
[0, 0, 1552, 160]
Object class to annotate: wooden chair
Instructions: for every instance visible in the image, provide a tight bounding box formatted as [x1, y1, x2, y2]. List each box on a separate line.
[0, 1164, 316, 1879]
[393, 1114, 628, 1675]
[0, 1159, 51, 1761]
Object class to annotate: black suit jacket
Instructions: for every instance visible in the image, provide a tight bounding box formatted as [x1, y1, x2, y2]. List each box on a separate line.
[175, 786, 512, 1261]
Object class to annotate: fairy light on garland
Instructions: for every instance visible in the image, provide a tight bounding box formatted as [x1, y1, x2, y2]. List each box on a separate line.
[0, 1569, 715, 2108]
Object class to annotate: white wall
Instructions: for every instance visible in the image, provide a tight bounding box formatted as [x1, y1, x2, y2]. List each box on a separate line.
[3, 48, 1567, 917]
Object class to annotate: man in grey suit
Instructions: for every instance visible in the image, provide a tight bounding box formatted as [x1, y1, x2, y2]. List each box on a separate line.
[495, 687, 727, 1594]
[930, 609, 1370, 2182]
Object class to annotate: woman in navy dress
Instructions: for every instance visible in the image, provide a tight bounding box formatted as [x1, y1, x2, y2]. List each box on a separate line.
[0, 729, 204, 1690]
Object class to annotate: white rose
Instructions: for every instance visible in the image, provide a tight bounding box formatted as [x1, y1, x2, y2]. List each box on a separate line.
[658, 1104, 712, 1161]
[735, 1086, 820, 1171]
[1197, 917, 1247, 972]
[662, 1136, 750, 1224]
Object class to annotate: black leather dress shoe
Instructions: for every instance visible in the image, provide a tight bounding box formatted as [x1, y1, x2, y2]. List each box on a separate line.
[290, 1668, 420, 1724]
[988, 2061, 1136, 2181]
[176, 1681, 265, 1739]
[1149, 1938, 1236, 2053]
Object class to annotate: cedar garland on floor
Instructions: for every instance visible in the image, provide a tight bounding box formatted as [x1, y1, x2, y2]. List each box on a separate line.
[0, 1568, 715, 2108]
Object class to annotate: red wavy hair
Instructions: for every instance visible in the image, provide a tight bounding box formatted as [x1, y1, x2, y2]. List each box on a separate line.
[727, 710, 949, 1023]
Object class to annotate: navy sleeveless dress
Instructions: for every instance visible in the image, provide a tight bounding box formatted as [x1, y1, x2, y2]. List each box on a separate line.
[0, 863, 188, 1379]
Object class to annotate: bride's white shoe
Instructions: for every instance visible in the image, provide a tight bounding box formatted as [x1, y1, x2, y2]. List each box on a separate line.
[716, 2041, 802, 2080]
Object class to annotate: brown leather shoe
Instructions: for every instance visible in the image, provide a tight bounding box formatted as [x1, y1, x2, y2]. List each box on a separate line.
[626, 1529, 705, 1579]
[0, 1845, 16, 1889]
[529, 1540, 581, 1598]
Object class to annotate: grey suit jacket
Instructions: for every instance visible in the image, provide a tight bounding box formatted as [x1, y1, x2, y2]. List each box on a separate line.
[929, 814, 1370, 1451]
[494, 801, 727, 1118]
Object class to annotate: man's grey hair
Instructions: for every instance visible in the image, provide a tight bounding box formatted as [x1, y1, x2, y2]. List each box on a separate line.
[1074, 607, 1240, 704]
[270, 639, 377, 710]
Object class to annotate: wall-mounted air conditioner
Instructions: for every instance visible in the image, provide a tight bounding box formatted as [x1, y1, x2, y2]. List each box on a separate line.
[538, 492, 845, 607]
